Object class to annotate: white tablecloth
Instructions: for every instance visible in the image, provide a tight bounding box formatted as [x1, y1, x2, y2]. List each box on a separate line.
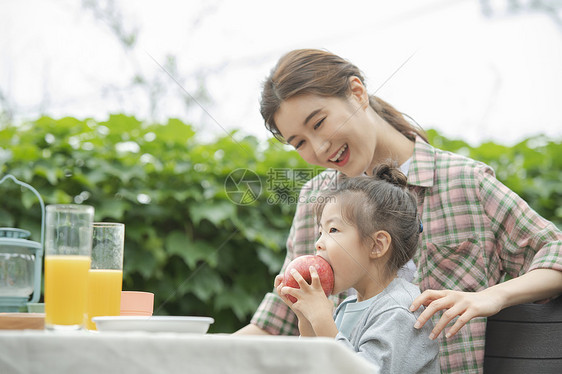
[0, 331, 376, 374]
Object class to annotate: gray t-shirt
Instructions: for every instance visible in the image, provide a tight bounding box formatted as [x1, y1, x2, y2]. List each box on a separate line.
[334, 278, 440, 373]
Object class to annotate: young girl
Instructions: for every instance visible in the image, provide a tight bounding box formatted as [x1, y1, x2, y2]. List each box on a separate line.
[275, 164, 440, 373]
[236, 48, 562, 374]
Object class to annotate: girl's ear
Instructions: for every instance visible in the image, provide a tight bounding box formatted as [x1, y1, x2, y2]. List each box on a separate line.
[348, 76, 369, 108]
[369, 230, 391, 259]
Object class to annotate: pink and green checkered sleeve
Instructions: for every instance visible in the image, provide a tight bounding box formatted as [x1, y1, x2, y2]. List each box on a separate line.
[478, 166, 562, 276]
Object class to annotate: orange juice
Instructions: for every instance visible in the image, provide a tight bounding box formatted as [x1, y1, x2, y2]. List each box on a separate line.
[86, 269, 123, 330]
[45, 255, 91, 327]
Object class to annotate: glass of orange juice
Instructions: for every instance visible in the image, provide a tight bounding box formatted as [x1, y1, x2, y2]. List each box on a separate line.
[86, 222, 124, 330]
[44, 204, 94, 330]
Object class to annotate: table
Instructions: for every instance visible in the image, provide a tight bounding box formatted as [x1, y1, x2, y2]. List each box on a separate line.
[0, 330, 376, 374]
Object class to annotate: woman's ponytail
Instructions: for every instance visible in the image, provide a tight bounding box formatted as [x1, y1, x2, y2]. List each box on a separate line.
[369, 96, 428, 143]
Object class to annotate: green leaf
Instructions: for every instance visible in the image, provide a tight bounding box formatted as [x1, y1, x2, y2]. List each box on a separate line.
[95, 199, 128, 221]
[188, 201, 236, 226]
[214, 285, 259, 320]
[165, 230, 218, 268]
[188, 267, 224, 302]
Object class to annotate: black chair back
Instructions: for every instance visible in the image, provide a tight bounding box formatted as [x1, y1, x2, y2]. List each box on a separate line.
[484, 296, 562, 373]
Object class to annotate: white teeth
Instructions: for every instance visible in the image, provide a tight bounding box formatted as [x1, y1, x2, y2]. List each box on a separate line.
[329, 144, 348, 162]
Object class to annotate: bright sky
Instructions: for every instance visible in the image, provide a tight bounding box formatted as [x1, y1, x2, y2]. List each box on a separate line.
[1, 0, 561, 146]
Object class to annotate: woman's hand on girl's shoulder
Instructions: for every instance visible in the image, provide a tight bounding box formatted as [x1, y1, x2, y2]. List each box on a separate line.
[409, 289, 502, 339]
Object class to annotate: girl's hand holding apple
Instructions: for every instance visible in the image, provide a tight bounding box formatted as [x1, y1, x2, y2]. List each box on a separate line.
[277, 266, 337, 338]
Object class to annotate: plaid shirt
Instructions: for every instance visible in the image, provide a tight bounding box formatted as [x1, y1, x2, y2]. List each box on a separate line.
[251, 136, 562, 373]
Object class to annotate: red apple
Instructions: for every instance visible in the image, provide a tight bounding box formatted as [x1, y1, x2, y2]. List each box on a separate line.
[283, 255, 334, 303]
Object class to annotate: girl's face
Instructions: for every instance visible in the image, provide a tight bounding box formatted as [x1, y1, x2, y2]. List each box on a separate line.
[274, 92, 378, 177]
[315, 199, 373, 295]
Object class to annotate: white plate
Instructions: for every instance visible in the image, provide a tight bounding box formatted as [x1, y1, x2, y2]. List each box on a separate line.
[92, 316, 214, 334]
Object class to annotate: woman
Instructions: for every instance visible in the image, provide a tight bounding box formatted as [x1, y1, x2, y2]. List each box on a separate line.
[236, 49, 562, 374]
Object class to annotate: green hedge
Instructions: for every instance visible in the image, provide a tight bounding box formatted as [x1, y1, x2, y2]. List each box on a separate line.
[0, 116, 559, 332]
[0, 115, 322, 332]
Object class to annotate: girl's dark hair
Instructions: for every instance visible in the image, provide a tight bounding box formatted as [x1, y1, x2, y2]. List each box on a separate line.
[314, 164, 420, 272]
[260, 48, 427, 143]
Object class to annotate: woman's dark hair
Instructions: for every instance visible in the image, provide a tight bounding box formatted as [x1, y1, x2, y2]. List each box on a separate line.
[260, 49, 427, 143]
[314, 164, 420, 272]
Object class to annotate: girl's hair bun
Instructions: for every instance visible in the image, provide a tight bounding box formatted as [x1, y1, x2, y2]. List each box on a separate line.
[372, 164, 407, 188]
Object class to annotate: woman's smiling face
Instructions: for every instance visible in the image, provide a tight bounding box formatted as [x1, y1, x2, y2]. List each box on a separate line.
[274, 92, 377, 177]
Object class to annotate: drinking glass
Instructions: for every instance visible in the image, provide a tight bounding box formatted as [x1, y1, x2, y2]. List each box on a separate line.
[86, 222, 124, 330]
[44, 204, 94, 330]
